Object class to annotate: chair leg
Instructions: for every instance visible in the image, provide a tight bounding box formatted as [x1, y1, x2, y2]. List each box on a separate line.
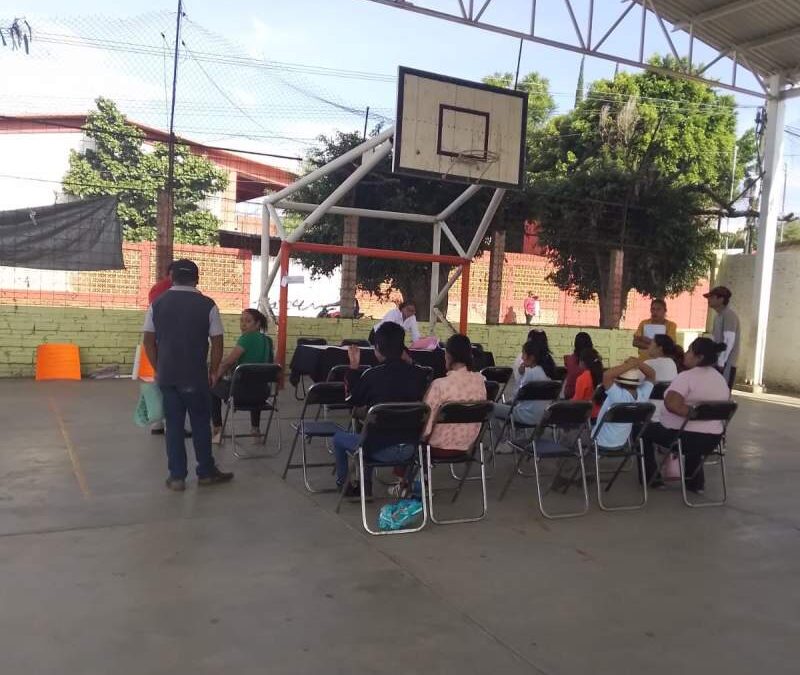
[533, 442, 589, 519]
[300, 431, 338, 494]
[680, 441, 727, 508]
[359, 449, 428, 536]
[219, 402, 232, 448]
[281, 425, 302, 480]
[595, 441, 647, 512]
[430, 446, 487, 525]
[498, 447, 526, 501]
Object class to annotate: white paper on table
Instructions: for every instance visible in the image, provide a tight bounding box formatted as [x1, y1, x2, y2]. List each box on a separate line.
[643, 323, 667, 340]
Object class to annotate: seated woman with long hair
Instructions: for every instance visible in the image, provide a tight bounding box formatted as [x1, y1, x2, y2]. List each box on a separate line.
[571, 347, 604, 420]
[563, 332, 593, 399]
[512, 328, 556, 387]
[641, 337, 730, 492]
[211, 308, 273, 443]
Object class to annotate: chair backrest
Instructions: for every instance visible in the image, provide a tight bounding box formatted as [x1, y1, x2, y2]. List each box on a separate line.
[305, 381, 347, 407]
[599, 401, 655, 425]
[433, 400, 494, 425]
[230, 363, 282, 407]
[480, 366, 513, 384]
[484, 380, 501, 402]
[649, 381, 671, 401]
[688, 400, 738, 423]
[516, 380, 563, 402]
[361, 402, 430, 446]
[553, 365, 568, 382]
[297, 337, 327, 346]
[416, 365, 435, 384]
[340, 338, 371, 347]
[326, 364, 370, 383]
[539, 400, 592, 428]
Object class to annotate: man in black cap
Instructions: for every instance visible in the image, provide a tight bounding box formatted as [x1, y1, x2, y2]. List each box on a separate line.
[142, 259, 233, 490]
[704, 285, 740, 390]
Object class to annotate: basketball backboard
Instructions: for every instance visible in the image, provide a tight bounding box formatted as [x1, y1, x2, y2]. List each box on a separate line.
[393, 67, 527, 189]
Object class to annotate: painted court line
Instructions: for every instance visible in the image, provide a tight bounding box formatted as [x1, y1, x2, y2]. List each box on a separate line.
[48, 397, 91, 499]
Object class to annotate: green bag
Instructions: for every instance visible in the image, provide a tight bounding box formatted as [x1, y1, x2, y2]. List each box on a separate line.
[134, 382, 164, 427]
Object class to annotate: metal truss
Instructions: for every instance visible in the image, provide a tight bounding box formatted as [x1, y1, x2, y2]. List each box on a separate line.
[359, 0, 774, 98]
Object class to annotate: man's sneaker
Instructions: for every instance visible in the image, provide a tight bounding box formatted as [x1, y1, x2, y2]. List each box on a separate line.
[165, 478, 186, 492]
[198, 469, 234, 486]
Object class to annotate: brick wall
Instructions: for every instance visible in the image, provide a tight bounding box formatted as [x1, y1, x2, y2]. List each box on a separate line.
[0, 242, 251, 313]
[0, 306, 700, 378]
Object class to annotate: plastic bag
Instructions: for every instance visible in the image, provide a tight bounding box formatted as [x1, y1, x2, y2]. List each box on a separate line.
[377, 499, 424, 531]
[410, 336, 439, 351]
[662, 452, 682, 481]
[134, 382, 164, 427]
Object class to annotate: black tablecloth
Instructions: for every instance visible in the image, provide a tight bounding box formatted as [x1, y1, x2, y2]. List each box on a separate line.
[289, 345, 494, 385]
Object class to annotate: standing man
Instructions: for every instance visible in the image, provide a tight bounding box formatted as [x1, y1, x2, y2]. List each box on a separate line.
[632, 298, 678, 359]
[142, 259, 233, 491]
[704, 286, 740, 389]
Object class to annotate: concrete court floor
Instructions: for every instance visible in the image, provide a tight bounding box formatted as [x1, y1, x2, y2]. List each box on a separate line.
[1, 379, 799, 675]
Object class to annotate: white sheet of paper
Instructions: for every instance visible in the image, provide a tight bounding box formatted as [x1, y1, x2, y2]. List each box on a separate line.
[643, 323, 667, 340]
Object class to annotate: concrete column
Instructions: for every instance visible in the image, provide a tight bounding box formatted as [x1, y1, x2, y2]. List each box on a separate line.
[749, 75, 786, 392]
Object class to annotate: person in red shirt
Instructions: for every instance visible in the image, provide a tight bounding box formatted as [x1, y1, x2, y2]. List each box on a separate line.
[148, 262, 174, 304]
[572, 348, 604, 420]
[146, 263, 173, 434]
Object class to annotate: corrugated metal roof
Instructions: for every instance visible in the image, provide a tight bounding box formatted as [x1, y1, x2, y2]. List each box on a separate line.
[635, 0, 800, 84]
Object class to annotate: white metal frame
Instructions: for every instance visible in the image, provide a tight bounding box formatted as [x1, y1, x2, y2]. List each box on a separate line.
[257, 125, 507, 331]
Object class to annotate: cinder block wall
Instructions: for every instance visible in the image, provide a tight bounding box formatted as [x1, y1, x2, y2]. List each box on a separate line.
[1, 306, 674, 378]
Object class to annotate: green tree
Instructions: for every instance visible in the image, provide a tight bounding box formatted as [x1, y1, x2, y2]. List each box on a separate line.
[527, 57, 752, 327]
[63, 97, 228, 245]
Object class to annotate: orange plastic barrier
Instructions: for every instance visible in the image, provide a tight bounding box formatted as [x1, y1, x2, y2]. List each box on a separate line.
[35, 343, 81, 381]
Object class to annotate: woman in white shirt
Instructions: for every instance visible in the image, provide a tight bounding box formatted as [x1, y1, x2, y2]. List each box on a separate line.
[370, 301, 420, 344]
[644, 334, 679, 383]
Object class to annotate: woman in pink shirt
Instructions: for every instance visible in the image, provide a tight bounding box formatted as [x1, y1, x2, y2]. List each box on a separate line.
[423, 334, 488, 457]
[641, 338, 730, 492]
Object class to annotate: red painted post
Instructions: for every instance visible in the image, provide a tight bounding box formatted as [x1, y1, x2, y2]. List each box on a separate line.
[459, 262, 470, 334]
[277, 241, 290, 374]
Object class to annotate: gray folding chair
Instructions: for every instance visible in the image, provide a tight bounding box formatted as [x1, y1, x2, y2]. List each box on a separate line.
[426, 400, 494, 525]
[451, 380, 499, 481]
[493, 380, 564, 461]
[499, 400, 593, 519]
[281, 382, 348, 493]
[294, 337, 327, 400]
[654, 401, 737, 508]
[650, 381, 670, 401]
[340, 338, 371, 347]
[480, 366, 513, 402]
[591, 402, 655, 511]
[220, 363, 282, 459]
[335, 402, 430, 536]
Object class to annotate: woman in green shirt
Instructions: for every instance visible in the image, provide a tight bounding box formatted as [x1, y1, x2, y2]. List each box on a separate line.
[211, 308, 274, 443]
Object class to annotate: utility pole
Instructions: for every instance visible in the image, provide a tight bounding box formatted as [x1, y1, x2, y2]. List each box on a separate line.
[156, 0, 184, 279]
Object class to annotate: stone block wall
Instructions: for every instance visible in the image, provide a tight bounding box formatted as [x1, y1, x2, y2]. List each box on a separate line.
[0, 306, 698, 378]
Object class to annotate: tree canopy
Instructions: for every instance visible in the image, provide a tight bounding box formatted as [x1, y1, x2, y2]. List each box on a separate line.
[527, 57, 755, 326]
[63, 97, 228, 245]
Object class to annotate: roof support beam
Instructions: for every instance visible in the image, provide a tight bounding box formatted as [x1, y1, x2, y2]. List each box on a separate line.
[736, 25, 800, 51]
[674, 0, 768, 28]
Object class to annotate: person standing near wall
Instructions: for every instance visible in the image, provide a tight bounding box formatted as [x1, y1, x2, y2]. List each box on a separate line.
[523, 291, 535, 325]
[704, 286, 740, 389]
[145, 262, 173, 435]
[142, 259, 233, 491]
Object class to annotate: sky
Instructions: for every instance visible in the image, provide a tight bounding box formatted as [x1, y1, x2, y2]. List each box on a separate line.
[3, 0, 799, 216]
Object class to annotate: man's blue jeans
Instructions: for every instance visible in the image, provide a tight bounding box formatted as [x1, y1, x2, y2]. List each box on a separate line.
[332, 431, 415, 486]
[160, 385, 216, 480]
